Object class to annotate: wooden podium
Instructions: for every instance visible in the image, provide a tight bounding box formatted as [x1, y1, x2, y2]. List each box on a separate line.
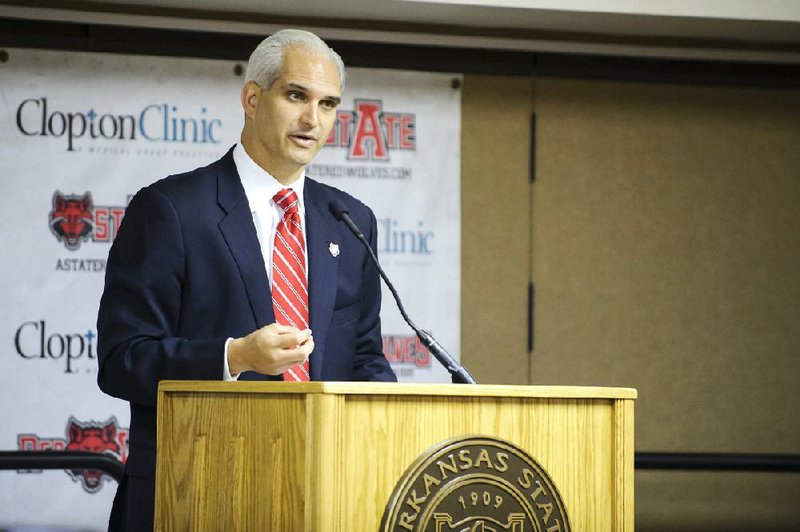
[155, 382, 636, 531]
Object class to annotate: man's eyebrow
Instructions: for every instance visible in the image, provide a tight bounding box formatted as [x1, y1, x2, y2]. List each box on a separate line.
[286, 82, 341, 105]
[286, 82, 309, 93]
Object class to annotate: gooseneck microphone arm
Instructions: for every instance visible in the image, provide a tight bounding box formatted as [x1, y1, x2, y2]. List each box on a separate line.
[330, 200, 477, 384]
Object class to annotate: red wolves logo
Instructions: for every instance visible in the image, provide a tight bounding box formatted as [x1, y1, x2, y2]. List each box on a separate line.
[49, 191, 93, 250]
[64, 417, 123, 493]
[17, 416, 129, 494]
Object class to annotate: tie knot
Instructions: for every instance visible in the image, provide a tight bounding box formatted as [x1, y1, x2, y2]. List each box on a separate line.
[273, 188, 299, 216]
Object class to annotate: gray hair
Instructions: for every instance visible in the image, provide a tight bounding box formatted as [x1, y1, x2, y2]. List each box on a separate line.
[245, 29, 346, 92]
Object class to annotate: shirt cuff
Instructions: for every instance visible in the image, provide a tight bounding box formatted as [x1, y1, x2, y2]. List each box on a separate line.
[223, 337, 240, 381]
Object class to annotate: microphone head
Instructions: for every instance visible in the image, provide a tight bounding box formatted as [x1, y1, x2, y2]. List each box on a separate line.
[329, 199, 349, 221]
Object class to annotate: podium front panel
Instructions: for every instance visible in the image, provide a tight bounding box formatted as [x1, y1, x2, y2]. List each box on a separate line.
[156, 382, 635, 531]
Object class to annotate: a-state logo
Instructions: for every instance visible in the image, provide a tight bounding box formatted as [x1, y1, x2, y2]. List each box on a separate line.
[383, 335, 431, 368]
[49, 191, 127, 250]
[17, 416, 129, 494]
[326, 99, 416, 161]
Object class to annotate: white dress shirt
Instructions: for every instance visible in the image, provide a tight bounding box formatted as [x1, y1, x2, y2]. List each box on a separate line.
[223, 143, 308, 380]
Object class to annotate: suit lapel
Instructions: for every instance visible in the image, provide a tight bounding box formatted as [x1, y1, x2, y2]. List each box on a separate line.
[216, 150, 275, 328]
[304, 179, 339, 380]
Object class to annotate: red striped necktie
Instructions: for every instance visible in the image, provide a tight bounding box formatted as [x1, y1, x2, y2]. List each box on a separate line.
[271, 188, 310, 382]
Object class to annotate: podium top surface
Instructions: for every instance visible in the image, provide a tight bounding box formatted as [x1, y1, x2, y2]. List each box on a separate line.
[158, 381, 637, 399]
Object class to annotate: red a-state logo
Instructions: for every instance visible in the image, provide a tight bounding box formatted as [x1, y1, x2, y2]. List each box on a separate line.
[325, 99, 416, 161]
[48, 190, 127, 250]
[17, 416, 129, 494]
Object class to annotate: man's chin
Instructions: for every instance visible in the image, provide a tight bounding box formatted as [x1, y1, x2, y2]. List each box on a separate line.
[289, 149, 322, 167]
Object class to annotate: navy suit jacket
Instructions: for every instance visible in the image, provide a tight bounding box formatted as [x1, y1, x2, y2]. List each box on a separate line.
[97, 148, 396, 486]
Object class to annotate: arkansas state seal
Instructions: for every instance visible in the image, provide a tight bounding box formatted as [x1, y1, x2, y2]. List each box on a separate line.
[381, 435, 571, 532]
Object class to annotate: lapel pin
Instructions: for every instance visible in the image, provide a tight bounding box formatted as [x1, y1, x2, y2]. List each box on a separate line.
[329, 242, 340, 257]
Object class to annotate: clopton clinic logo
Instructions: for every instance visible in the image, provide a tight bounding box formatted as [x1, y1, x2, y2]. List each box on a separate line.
[49, 190, 128, 251]
[377, 218, 433, 256]
[15, 97, 224, 152]
[17, 416, 129, 494]
[15, 319, 98, 374]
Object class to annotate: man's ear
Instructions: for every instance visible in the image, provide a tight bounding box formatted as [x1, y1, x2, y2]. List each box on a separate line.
[241, 81, 261, 119]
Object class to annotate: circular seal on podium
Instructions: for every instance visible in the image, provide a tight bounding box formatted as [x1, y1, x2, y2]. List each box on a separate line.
[381, 435, 571, 532]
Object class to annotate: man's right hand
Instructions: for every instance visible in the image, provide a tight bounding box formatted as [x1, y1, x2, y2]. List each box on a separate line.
[227, 323, 314, 376]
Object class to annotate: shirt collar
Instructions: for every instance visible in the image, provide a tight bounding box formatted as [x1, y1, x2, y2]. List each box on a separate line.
[233, 143, 306, 214]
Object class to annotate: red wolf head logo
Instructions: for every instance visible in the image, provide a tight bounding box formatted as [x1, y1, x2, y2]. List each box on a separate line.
[49, 191, 93, 250]
[65, 417, 122, 493]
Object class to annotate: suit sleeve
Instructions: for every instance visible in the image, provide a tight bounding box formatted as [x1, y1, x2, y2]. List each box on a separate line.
[96, 186, 226, 407]
[351, 208, 397, 382]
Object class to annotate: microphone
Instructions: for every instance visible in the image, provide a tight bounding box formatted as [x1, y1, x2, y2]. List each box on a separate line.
[330, 199, 477, 384]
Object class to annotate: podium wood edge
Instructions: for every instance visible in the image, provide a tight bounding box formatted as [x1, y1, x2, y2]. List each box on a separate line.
[157, 380, 637, 399]
[613, 397, 635, 531]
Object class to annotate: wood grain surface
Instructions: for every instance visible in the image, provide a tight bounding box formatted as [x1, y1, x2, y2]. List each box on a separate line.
[156, 382, 635, 531]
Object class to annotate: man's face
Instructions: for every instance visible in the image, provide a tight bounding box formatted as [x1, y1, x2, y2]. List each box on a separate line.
[242, 46, 341, 183]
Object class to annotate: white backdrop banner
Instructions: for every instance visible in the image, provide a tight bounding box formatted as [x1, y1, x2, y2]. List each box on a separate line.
[0, 48, 460, 528]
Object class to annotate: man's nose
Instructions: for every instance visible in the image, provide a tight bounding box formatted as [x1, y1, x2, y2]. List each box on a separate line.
[299, 103, 319, 128]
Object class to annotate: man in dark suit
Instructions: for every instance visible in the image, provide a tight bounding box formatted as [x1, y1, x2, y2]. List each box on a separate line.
[97, 29, 396, 530]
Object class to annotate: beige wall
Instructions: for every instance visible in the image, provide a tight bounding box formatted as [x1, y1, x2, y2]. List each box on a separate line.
[461, 74, 534, 384]
[461, 75, 800, 529]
